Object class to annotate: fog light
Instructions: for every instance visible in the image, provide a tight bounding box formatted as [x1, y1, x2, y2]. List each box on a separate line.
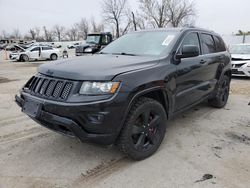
[87, 114, 105, 124]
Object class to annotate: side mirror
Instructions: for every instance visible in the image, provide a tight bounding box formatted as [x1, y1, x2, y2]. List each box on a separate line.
[176, 45, 199, 59]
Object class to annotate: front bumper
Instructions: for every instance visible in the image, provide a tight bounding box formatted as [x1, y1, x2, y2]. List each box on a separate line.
[9, 54, 18, 60]
[75, 52, 92, 56]
[15, 92, 128, 145]
[232, 62, 250, 77]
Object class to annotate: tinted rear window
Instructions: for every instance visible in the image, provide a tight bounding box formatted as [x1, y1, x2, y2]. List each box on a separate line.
[214, 36, 226, 52]
[201, 34, 216, 54]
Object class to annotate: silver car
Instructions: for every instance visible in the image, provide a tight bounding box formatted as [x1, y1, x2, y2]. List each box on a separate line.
[230, 44, 250, 77]
[17, 46, 60, 62]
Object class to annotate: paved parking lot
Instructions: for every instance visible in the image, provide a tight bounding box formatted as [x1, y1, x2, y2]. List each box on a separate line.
[0, 61, 249, 188]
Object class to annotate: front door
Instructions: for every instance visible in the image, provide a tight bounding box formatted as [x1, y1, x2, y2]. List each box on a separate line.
[174, 32, 207, 111]
[28, 47, 40, 60]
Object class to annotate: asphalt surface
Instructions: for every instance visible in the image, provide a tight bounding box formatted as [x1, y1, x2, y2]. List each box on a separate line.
[0, 61, 249, 188]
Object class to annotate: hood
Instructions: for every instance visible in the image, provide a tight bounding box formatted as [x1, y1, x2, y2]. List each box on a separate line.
[231, 54, 250, 61]
[38, 54, 159, 80]
[76, 43, 95, 49]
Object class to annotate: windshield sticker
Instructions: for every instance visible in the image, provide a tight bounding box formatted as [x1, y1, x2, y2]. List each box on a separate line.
[162, 35, 175, 46]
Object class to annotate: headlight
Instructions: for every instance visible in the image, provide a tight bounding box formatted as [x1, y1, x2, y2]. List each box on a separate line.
[79, 82, 120, 95]
[85, 47, 93, 52]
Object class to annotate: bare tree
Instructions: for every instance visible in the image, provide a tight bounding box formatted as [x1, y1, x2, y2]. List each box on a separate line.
[66, 25, 78, 41]
[139, 0, 195, 28]
[139, 0, 169, 28]
[91, 17, 104, 33]
[28, 27, 40, 40]
[1, 30, 9, 39]
[102, 0, 128, 38]
[128, 11, 146, 31]
[120, 11, 132, 35]
[29, 28, 37, 40]
[53, 25, 65, 41]
[166, 0, 196, 27]
[77, 18, 89, 39]
[12, 28, 21, 39]
[43, 26, 53, 42]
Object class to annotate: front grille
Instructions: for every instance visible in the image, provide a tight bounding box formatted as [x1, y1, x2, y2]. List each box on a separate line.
[233, 63, 246, 68]
[232, 69, 245, 75]
[24, 75, 73, 101]
[75, 46, 84, 53]
[232, 58, 250, 61]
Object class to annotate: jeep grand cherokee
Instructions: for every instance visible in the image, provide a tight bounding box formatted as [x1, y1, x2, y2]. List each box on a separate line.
[15, 28, 231, 160]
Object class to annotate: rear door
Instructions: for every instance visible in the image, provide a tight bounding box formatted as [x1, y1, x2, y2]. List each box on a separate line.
[41, 46, 53, 59]
[199, 33, 222, 90]
[213, 35, 228, 77]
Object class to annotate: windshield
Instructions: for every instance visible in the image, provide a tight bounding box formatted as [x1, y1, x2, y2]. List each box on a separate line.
[230, 45, 250, 54]
[101, 31, 178, 56]
[86, 35, 101, 44]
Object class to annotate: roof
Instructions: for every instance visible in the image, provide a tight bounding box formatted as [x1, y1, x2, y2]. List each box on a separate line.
[87, 32, 111, 35]
[231, 43, 250, 46]
[131, 27, 216, 34]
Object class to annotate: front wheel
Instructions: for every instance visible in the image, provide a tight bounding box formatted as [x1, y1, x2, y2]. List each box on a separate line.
[21, 54, 29, 62]
[208, 75, 230, 108]
[116, 97, 167, 160]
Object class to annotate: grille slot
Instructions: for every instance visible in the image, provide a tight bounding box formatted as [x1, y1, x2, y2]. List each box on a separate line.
[60, 83, 73, 99]
[234, 63, 246, 68]
[45, 80, 56, 96]
[53, 81, 64, 98]
[26, 76, 73, 101]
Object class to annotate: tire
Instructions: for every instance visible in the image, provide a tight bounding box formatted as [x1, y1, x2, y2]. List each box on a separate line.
[208, 75, 230, 108]
[21, 54, 29, 62]
[116, 97, 167, 160]
[50, 54, 58, 61]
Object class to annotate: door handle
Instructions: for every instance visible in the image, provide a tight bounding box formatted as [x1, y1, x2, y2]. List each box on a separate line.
[200, 60, 207, 64]
[218, 56, 224, 60]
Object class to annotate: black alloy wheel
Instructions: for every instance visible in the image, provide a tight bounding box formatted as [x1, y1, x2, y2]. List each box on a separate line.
[117, 97, 167, 160]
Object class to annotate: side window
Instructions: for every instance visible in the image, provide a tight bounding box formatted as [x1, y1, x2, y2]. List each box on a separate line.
[31, 47, 40, 52]
[101, 35, 110, 45]
[42, 47, 52, 50]
[201, 34, 216, 54]
[213, 36, 226, 52]
[180, 32, 200, 54]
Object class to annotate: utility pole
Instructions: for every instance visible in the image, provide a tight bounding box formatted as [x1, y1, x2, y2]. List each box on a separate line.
[131, 12, 137, 31]
[243, 34, 246, 44]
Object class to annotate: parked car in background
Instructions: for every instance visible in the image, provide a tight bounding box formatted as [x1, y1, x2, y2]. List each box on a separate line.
[6, 44, 26, 52]
[9, 45, 26, 60]
[15, 28, 231, 160]
[230, 44, 250, 77]
[67, 43, 80, 49]
[75, 32, 112, 56]
[16, 46, 60, 62]
[0, 44, 7, 50]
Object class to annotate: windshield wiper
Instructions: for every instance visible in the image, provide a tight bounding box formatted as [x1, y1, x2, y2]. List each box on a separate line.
[99, 52, 108, 54]
[112, 52, 137, 56]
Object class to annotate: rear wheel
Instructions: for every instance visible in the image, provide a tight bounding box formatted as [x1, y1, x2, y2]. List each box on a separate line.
[208, 75, 230, 108]
[50, 54, 58, 61]
[117, 97, 167, 160]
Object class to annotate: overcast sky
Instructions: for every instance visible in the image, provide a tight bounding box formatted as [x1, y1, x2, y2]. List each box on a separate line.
[0, 0, 249, 35]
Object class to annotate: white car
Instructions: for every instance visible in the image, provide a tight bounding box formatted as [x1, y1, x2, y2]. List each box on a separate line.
[230, 44, 250, 77]
[17, 46, 60, 62]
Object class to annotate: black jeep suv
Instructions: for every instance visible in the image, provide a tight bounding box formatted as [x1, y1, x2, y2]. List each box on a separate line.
[15, 28, 231, 160]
